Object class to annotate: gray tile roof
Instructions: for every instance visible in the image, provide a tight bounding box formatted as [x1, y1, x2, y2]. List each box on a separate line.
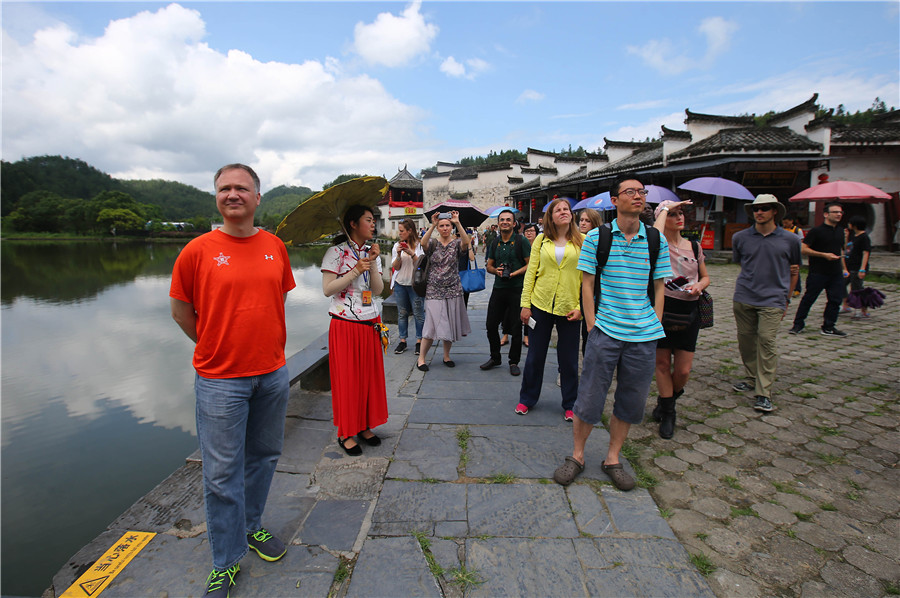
[661, 125, 691, 140]
[684, 109, 755, 126]
[667, 127, 822, 160]
[598, 144, 664, 173]
[831, 126, 900, 144]
[511, 177, 542, 192]
[767, 94, 818, 125]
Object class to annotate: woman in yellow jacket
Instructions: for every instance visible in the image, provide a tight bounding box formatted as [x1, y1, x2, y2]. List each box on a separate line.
[516, 198, 583, 420]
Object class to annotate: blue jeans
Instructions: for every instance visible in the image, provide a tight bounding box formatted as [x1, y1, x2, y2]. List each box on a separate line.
[394, 283, 425, 341]
[195, 365, 289, 570]
[519, 306, 580, 410]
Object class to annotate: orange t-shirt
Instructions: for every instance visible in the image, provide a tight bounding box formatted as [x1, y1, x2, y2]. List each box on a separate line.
[170, 229, 296, 378]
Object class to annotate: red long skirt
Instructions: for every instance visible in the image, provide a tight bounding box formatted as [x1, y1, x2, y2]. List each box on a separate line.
[328, 316, 389, 438]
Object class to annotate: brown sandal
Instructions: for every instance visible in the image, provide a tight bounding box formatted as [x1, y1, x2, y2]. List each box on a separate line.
[553, 456, 584, 486]
[601, 461, 635, 491]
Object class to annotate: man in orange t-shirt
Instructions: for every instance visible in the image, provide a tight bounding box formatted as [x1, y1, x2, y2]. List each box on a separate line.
[170, 164, 295, 598]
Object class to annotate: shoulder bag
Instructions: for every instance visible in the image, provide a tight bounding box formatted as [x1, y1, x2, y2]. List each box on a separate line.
[460, 255, 486, 293]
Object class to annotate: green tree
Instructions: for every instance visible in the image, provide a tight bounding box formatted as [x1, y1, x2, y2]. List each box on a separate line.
[322, 174, 366, 190]
[97, 208, 145, 234]
[3, 190, 67, 232]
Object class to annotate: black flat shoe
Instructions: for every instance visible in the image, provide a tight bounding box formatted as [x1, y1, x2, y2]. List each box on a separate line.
[337, 437, 362, 456]
[443, 360, 455, 367]
[360, 430, 381, 446]
[417, 362, 429, 372]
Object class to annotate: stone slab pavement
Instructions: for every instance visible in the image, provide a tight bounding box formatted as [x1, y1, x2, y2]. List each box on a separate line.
[49, 254, 900, 597]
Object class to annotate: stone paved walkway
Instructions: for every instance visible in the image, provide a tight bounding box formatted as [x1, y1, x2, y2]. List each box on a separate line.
[630, 261, 900, 597]
[48, 255, 898, 598]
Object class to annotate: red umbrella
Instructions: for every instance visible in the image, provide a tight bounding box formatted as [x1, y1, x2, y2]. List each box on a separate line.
[789, 180, 891, 203]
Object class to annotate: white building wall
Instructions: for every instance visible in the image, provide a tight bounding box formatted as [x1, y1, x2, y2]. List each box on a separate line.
[810, 149, 900, 246]
[685, 121, 725, 144]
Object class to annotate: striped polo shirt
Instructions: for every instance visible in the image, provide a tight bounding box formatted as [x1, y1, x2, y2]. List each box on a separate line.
[577, 221, 672, 342]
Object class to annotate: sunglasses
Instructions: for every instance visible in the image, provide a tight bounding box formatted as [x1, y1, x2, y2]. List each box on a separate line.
[751, 205, 775, 213]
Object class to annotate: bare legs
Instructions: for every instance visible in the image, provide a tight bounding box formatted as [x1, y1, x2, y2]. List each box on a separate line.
[571, 414, 630, 466]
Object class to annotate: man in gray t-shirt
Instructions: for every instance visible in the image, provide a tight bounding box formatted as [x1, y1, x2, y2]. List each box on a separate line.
[731, 195, 800, 413]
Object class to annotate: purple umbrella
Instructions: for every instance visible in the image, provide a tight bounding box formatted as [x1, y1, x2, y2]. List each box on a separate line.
[678, 177, 754, 201]
[645, 185, 679, 205]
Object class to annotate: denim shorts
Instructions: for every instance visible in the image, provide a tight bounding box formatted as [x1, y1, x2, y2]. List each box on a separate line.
[573, 327, 657, 426]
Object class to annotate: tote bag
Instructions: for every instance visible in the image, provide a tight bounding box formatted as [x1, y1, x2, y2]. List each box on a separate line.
[459, 256, 486, 293]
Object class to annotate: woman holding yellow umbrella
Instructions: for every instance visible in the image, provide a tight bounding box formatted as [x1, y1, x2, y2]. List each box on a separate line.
[321, 204, 388, 455]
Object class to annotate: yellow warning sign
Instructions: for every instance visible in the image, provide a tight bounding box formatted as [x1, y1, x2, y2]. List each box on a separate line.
[60, 531, 156, 597]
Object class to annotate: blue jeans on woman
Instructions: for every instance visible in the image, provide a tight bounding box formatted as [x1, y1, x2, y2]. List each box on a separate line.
[195, 365, 290, 570]
[394, 283, 425, 341]
[519, 306, 580, 411]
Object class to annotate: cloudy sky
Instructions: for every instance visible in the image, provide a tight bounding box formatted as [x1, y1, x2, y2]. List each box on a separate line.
[3, 1, 898, 193]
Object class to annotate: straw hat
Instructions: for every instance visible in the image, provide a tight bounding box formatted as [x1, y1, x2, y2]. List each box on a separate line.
[744, 194, 786, 220]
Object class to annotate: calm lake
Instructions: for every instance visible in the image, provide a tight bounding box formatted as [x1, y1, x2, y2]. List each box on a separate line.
[0, 239, 344, 597]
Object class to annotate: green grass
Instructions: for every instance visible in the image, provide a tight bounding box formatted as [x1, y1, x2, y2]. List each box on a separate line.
[412, 531, 444, 577]
[715, 427, 733, 435]
[863, 382, 888, 392]
[796, 392, 817, 399]
[847, 479, 863, 491]
[785, 528, 797, 538]
[884, 581, 900, 595]
[620, 441, 658, 489]
[730, 506, 758, 518]
[659, 508, 673, 519]
[484, 472, 517, 484]
[689, 552, 717, 577]
[795, 512, 813, 522]
[815, 452, 846, 465]
[695, 532, 708, 540]
[421, 477, 440, 484]
[457, 426, 470, 466]
[772, 481, 798, 494]
[447, 566, 484, 590]
[538, 478, 551, 484]
[653, 449, 675, 458]
[844, 396, 858, 403]
[820, 502, 837, 511]
[815, 426, 842, 436]
[722, 475, 742, 490]
[329, 557, 352, 597]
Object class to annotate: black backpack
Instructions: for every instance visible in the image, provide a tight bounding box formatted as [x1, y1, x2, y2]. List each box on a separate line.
[412, 252, 429, 297]
[592, 223, 661, 309]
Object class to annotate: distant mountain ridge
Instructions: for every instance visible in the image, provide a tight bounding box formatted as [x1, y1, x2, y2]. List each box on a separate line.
[1, 156, 314, 221]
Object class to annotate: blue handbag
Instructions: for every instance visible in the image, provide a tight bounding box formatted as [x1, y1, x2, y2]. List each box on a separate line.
[460, 256, 486, 293]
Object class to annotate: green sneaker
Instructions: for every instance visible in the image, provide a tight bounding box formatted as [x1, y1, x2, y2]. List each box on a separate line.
[205, 564, 239, 598]
[247, 528, 286, 562]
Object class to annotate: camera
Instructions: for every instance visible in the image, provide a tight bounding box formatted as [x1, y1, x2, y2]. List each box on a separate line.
[438, 212, 452, 219]
[500, 263, 511, 278]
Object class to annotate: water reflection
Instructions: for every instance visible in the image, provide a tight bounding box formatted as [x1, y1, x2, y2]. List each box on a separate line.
[0, 239, 337, 597]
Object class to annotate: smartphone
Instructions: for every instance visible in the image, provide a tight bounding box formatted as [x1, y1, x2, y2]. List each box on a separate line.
[399, 242, 408, 249]
[665, 276, 689, 291]
[439, 212, 452, 219]
[528, 317, 537, 329]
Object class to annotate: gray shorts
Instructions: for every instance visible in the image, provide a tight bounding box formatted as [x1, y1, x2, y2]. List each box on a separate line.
[573, 327, 657, 426]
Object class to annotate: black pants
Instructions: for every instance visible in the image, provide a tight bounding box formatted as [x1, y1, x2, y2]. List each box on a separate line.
[486, 286, 523, 364]
[793, 272, 845, 330]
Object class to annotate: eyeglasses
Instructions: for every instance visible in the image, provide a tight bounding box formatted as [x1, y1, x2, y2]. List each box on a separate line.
[826, 210, 843, 215]
[616, 188, 649, 198]
[751, 205, 774, 212]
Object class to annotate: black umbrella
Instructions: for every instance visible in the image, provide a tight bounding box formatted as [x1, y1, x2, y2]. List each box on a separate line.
[424, 199, 489, 229]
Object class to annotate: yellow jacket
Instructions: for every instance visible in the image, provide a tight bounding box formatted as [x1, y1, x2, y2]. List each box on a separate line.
[520, 233, 582, 316]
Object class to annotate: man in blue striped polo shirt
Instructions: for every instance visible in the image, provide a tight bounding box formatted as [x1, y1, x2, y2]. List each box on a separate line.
[553, 174, 672, 490]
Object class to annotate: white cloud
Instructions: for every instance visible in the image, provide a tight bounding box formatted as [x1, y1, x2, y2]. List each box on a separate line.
[440, 56, 466, 78]
[352, 1, 438, 68]
[601, 111, 686, 143]
[440, 55, 490, 80]
[517, 89, 545, 104]
[616, 99, 673, 111]
[1, 4, 437, 191]
[628, 16, 738, 76]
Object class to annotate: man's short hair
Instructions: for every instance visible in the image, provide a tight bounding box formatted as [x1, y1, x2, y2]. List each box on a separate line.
[824, 201, 843, 214]
[497, 208, 516, 220]
[215, 163, 260, 194]
[848, 215, 867, 230]
[609, 173, 646, 197]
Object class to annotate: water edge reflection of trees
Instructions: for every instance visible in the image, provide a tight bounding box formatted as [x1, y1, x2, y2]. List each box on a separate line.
[1, 240, 332, 305]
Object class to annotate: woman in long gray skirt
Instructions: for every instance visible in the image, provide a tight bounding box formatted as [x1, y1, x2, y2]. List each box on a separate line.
[416, 211, 472, 371]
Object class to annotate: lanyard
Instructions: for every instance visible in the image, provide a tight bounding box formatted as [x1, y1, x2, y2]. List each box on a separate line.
[347, 241, 369, 286]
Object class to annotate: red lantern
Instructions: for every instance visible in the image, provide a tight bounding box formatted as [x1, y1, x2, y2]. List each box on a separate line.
[817, 174, 829, 184]
[582, 191, 587, 199]
[518, 200, 523, 210]
[531, 199, 537, 210]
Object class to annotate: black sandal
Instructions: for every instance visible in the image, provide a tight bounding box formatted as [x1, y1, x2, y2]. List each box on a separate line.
[337, 437, 362, 456]
[359, 430, 381, 447]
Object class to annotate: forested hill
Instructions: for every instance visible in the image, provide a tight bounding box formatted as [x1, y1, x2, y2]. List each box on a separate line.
[1, 156, 216, 220]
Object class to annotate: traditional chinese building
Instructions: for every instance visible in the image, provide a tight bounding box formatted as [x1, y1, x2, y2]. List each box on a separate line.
[377, 166, 424, 238]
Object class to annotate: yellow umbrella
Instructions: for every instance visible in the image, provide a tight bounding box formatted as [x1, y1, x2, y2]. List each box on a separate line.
[275, 176, 388, 245]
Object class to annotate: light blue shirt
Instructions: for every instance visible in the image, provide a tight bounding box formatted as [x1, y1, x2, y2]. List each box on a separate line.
[577, 221, 672, 342]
